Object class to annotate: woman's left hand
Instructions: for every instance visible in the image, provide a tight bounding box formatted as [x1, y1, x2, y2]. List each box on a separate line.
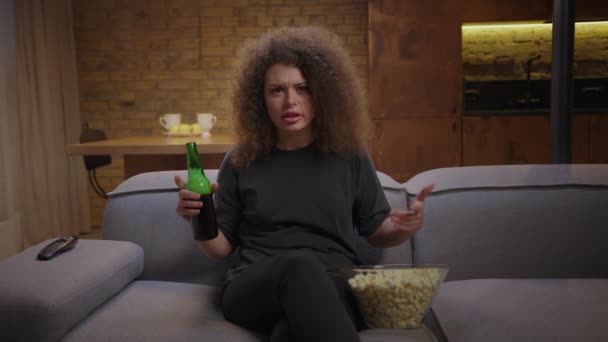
[389, 184, 434, 235]
[367, 183, 435, 248]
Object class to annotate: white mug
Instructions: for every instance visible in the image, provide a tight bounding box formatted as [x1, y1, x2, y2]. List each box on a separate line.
[159, 113, 182, 130]
[197, 113, 217, 133]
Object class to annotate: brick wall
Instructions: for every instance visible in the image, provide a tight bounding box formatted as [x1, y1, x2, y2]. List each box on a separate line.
[72, 0, 369, 229]
[463, 22, 608, 80]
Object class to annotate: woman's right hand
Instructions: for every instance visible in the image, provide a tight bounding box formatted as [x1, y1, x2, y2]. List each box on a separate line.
[174, 175, 219, 222]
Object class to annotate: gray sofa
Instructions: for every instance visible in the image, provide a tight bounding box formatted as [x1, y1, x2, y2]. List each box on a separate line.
[406, 164, 608, 342]
[0, 169, 436, 342]
[1, 164, 606, 341]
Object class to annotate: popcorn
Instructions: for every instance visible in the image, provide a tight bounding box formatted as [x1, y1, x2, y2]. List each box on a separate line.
[347, 267, 444, 329]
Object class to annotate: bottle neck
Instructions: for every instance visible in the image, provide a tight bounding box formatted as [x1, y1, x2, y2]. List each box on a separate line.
[186, 142, 207, 177]
[186, 143, 202, 170]
[185, 142, 212, 195]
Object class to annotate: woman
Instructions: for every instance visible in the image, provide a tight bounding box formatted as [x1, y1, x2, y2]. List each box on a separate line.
[175, 26, 433, 342]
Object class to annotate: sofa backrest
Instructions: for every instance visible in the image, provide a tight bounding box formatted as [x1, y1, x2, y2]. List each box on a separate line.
[103, 170, 411, 286]
[405, 164, 608, 281]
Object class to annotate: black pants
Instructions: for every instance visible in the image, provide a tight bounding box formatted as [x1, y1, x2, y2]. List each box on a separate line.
[221, 251, 363, 342]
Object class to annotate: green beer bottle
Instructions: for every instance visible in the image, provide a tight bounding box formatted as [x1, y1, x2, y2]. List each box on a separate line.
[185, 142, 218, 240]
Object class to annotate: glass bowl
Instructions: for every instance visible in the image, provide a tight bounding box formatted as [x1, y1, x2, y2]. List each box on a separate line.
[343, 264, 448, 329]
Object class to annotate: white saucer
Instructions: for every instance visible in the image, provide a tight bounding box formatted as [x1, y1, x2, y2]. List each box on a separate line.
[162, 132, 200, 137]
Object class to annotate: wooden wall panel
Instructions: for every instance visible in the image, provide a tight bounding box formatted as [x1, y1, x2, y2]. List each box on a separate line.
[368, 0, 463, 182]
[368, 0, 462, 119]
[462, 0, 608, 23]
[371, 118, 461, 182]
[462, 0, 552, 22]
[576, 0, 608, 20]
[590, 115, 608, 163]
[369, 1, 463, 20]
[571, 115, 590, 164]
[124, 154, 224, 179]
[463, 116, 550, 165]
[463, 115, 590, 165]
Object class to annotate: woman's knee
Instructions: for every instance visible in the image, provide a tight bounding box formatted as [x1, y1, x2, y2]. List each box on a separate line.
[277, 251, 325, 276]
[273, 252, 333, 293]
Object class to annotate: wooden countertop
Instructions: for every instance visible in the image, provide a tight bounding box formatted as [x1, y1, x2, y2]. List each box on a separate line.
[66, 134, 235, 155]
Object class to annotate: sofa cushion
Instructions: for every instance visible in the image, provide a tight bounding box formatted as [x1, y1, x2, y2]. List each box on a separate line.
[62, 280, 266, 342]
[433, 278, 608, 342]
[405, 164, 608, 194]
[0, 239, 143, 342]
[405, 164, 608, 280]
[62, 280, 437, 342]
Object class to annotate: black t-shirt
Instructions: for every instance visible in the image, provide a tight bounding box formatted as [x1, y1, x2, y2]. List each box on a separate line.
[215, 143, 390, 282]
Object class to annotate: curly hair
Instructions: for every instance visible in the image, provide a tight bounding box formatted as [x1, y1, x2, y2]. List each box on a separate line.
[230, 26, 373, 168]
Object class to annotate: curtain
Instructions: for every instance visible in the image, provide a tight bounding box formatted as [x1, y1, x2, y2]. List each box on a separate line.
[13, 0, 90, 249]
[0, 0, 23, 259]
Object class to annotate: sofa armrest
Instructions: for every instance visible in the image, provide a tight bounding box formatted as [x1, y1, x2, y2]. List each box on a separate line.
[0, 239, 143, 342]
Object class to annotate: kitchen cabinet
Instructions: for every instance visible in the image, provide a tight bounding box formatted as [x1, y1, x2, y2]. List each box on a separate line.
[367, 0, 608, 179]
[459, 0, 608, 166]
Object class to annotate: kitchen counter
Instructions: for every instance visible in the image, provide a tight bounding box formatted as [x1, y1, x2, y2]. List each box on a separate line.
[67, 134, 235, 178]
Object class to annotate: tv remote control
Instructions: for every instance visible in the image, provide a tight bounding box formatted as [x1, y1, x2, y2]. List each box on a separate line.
[37, 236, 79, 260]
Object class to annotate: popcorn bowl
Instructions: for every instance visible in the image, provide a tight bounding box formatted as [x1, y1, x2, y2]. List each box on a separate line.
[343, 264, 448, 329]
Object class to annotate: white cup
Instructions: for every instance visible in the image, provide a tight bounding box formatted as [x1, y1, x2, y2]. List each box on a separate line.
[197, 113, 217, 135]
[159, 113, 182, 130]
